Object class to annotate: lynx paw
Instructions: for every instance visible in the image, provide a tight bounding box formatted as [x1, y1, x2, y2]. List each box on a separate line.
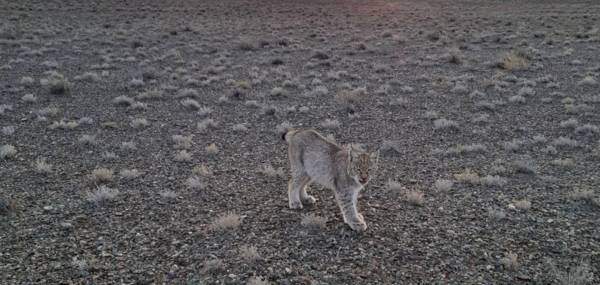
[347, 220, 367, 232]
[289, 200, 303, 209]
[301, 195, 317, 205]
[356, 213, 364, 223]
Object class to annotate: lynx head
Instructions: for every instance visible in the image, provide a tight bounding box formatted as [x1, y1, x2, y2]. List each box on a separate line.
[348, 144, 380, 185]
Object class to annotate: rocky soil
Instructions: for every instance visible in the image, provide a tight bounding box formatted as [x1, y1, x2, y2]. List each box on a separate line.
[1, 0, 599, 284]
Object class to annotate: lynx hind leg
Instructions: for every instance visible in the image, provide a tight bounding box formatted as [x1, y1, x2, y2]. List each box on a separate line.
[288, 174, 310, 209]
[335, 187, 367, 231]
[299, 179, 316, 205]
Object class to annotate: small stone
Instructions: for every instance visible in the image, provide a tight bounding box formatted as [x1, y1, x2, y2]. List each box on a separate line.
[60, 222, 73, 229]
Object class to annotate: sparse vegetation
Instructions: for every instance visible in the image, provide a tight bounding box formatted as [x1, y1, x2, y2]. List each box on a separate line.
[86, 185, 119, 205]
[2, 2, 599, 283]
[239, 245, 261, 262]
[301, 213, 327, 230]
[405, 189, 424, 206]
[210, 213, 241, 231]
[434, 179, 453, 191]
[34, 158, 52, 175]
[90, 168, 114, 184]
[258, 163, 285, 178]
[0, 144, 17, 159]
[500, 51, 528, 70]
[433, 118, 459, 130]
[500, 252, 519, 270]
[513, 199, 532, 211]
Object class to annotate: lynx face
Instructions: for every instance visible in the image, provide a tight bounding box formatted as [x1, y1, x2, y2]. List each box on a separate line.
[349, 146, 379, 185]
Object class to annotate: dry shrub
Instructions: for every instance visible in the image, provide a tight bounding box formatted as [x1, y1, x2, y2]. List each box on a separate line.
[454, 169, 480, 184]
[513, 199, 531, 211]
[301, 213, 327, 230]
[405, 189, 424, 206]
[501, 51, 528, 70]
[209, 213, 241, 231]
[239, 245, 261, 262]
[500, 252, 519, 270]
[90, 168, 114, 183]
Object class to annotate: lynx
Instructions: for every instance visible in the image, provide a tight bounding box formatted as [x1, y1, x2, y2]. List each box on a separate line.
[282, 129, 379, 231]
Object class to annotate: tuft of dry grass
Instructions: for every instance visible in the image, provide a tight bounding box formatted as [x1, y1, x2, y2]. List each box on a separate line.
[86, 185, 119, 205]
[209, 213, 241, 231]
[454, 169, 480, 185]
[433, 118, 459, 130]
[1, 126, 15, 136]
[513, 160, 537, 175]
[201, 259, 225, 275]
[119, 169, 140, 179]
[232, 123, 248, 132]
[480, 175, 507, 187]
[198, 118, 218, 133]
[500, 51, 528, 70]
[120, 141, 137, 152]
[90, 168, 114, 184]
[42, 72, 71, 95]
[181, 98, 201, 110]
[113, 95, 135, 106]
[34, 158, 52, 175]
[130, 118, 149, 128]
[136, 89, 163, 101]
[205, 143, 219, 155]
[301, 213, 327, 230]
[172, 135, 193, 149]
[513, 199, 532, 211]
[320, 118, 340, 129]
[568, 187, 594, 201]
[174, 150, 192, 162]
[552, 137, 579, 148]
[247, 276, 271, 285]
[21, 93, 37, 103]
[49, 120, 79, 130]
[386, 180, 403, 192]
[192, 164, 213, 177]
[258, 163, 285, 178]
[239, 245, 261, 262]
[405, 189, 424, 206]
[577, 75, 597, 87]
[487, 207, 506, 220]
[500, 252, 519, 271]
[435, 179, 453, 191]
[0, 144, 17, 159]
[78, 134, 97, 145]
[185, 175, 205, 190]
[551, 158, 575, 168]
[159, 190, 178, 199]
[334, 88, 365, 112]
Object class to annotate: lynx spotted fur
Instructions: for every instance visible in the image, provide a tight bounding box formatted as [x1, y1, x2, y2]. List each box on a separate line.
[283, 129, 379, 231]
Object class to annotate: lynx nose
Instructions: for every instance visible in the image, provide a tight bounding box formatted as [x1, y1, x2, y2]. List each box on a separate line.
[359, 177, 368, 184]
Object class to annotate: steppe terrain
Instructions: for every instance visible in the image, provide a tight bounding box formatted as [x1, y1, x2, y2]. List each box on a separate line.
[1, 0, 599, 284]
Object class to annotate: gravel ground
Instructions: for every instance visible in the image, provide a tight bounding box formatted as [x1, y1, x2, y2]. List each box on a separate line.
[1, 0, 599, 284]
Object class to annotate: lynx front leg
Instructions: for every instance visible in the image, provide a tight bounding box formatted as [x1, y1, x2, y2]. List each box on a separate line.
[288, 174, 309, 209]
[334, 187, 367, 231]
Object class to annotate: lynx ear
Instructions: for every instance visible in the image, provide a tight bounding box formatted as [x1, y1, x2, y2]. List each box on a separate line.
[370, 150, 380, 167]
